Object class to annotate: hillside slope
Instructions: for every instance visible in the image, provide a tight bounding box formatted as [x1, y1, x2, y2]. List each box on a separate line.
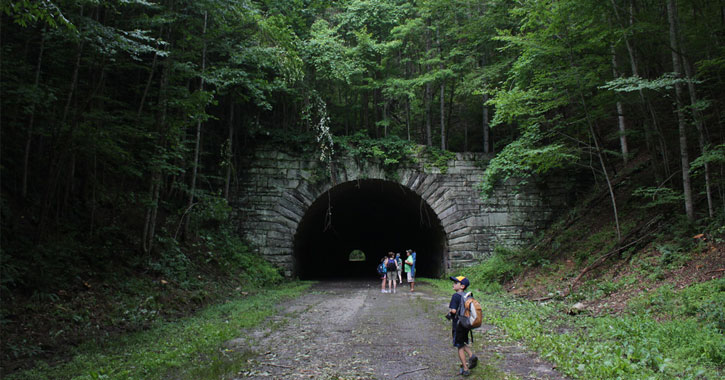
[492, 154, 724, 317]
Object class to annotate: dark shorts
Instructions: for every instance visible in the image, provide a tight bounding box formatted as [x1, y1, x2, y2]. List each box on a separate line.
[452, 324, 470, 348]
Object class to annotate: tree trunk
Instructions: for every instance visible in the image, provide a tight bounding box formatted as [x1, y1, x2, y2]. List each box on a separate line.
[440, 81, 445, 150]
[137, 44, 159, 120]
[362, 91, 369, 133]
[143, 24, 172, 254]
[482, 55, 490, 153]
[591, 122, 621, 242]
[373, 85, 381, 138]
[185, 11, 208, 239]
[224, 101, 234, 200]
[90, 145, 97, 235]
[610, 44, 629, 165]
[425, 82, 432, 146]
[568, 40, 622, 241]
[682, 51, 714, 217]
[62, 38, 83, 124]
[425, 23, 432, 146]
[447, 80, 455, 138]
[612, 0, 664, 181]
[22, 29, 47, 199]
[406, 96, 411, 141]
[667, 0, 695, 221]
[438, 28, 446, 151]
[383, 100, 388, 138]
[40, 11, 84, 231]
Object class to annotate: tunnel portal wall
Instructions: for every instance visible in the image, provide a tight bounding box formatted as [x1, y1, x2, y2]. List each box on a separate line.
[233, 144, 569, 277]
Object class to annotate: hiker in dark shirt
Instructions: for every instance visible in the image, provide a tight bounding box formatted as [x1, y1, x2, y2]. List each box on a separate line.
[446, 276, 478, 376]
[384, 252, 398, 293]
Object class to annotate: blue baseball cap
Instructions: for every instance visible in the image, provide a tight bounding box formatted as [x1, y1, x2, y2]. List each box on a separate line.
[449, 276, 470, 288]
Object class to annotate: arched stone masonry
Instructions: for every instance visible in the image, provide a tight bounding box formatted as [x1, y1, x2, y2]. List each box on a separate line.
[232, 144, 569, 277]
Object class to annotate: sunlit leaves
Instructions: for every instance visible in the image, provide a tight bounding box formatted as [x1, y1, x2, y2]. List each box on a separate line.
[1, 0, 73, 29]
[601, 73, 690, 93]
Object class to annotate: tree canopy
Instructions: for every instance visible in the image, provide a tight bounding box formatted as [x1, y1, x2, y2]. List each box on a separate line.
[1, 0, 724, 292]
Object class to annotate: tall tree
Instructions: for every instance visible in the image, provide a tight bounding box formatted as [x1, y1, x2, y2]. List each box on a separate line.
[667, 0, 695, 221]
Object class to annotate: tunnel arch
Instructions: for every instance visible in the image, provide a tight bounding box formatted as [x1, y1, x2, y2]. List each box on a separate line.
[293, 179, 447, 279]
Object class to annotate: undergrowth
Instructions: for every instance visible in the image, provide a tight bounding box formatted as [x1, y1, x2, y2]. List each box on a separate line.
[5, 282, 312, 380]
[427, 276, 724, 379]
[482, 294, 723, 380]
[1, 195, 283, 375]
[435, 192, 724, 379]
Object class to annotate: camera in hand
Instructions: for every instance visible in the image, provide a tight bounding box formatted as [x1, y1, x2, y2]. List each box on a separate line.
[445, 312, 453, 320]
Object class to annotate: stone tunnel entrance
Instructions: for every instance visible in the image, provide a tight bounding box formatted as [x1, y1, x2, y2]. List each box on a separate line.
[293, 179, 447, 279]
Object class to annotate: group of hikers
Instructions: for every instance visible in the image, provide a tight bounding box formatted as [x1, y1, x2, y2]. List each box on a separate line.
[376, 249, 416, 293]
[375, 250, 481, 377]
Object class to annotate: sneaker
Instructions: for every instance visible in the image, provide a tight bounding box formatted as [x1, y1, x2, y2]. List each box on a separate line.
[461, 370, 471, 377]
[468, 355, 478, 370]
[458, 365, 464, 375]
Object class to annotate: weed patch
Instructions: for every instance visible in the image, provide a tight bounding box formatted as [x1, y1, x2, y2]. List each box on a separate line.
[5, 282, 312, 380]
[424, 275, 723, 379]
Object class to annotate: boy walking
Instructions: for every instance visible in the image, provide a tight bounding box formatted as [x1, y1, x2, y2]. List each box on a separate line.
[446, 276, 478, 376]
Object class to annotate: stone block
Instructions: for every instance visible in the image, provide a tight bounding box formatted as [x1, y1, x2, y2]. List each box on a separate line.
[484, 213, 509, 226]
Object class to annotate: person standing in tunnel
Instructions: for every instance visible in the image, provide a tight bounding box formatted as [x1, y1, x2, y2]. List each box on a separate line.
[395, 252, 403, 284]
[407, 249, 417, 291]
[385, 252, 398, 293]
[404, 250, 415, 292]
[378, 257, 388, 293]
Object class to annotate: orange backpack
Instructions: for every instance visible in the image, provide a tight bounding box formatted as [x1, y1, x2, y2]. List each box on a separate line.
[460, 293, 483, 329]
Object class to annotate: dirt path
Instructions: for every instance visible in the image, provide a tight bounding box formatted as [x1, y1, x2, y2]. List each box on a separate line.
[230, 280, 569, 380]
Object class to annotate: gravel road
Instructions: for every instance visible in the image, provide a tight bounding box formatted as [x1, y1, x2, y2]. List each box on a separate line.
[230, 280, 568, 380]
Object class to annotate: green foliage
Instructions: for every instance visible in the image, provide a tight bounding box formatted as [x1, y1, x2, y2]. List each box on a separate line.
[348, 249, 366, 262]
[600, 73, 690, 93]
[1, 0, 74, 29]
[451, 245, 557, 294]
[149, 237, 192, 283]
[426, 277, 724, 379]
[652, 216, 699, 256]
[573, 228, 619, 265]
[336, 132, 416, 171]
[573, 276, 637, 302]
[186, 195, 283, 285]
[3, 0, 725, 375]
[655, 243, 691, 268]
[5, 282, 312, 380]
[479, 292, 723, 379]
[632, 186, 684, 209]
[479, 126, 577, 199]
[629, 279, 725, 333]
[304, 19, 361, 84]
[690, 144, 725, 177]
[416, 146, 457, 174]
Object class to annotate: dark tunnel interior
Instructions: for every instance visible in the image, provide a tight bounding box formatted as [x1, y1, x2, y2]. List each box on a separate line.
[294, 179, 447, 279]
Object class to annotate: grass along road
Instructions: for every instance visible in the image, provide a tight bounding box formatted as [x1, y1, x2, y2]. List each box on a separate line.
[8, 277, 720, 379]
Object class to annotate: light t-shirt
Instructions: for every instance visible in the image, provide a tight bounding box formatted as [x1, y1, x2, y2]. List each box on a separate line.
[404, 256, 413, 272]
